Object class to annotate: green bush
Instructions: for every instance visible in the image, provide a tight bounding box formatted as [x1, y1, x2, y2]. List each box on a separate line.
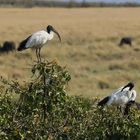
[0, 60, 140, 139]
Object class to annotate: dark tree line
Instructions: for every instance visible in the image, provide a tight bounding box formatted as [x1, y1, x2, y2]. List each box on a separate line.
[0, 0, 139, 7]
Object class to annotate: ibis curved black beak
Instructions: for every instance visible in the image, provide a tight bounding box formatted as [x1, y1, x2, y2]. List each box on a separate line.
[52, 28, 61, 42]
[121, 82, 134, 92]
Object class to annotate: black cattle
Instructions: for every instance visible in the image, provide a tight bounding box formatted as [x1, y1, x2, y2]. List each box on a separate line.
[0, 41, 16, 54]
[119, 37, 132, 47]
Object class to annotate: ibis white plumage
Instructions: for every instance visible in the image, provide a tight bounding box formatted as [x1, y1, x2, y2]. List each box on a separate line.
[17, 25, 61, 62]
[98, 82, 136, 114]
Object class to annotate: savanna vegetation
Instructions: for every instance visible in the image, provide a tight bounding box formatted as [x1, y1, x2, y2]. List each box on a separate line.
[1, 60, 140, 139]
[1, 7, 140, 139]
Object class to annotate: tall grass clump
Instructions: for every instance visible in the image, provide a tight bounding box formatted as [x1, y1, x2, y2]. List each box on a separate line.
[1, 60, 140, 139]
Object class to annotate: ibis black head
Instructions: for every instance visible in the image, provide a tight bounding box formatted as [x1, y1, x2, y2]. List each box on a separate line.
[47, 25, 61, 42]
[121, 82, 134, 92]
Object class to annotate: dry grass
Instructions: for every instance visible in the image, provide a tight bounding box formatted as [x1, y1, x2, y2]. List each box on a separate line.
[0, 7, 140, 99]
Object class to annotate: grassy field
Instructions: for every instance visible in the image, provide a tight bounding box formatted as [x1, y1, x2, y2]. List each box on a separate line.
[0, 7, 140, 99]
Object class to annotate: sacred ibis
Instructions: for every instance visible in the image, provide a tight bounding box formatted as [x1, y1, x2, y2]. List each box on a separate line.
[17, 25, 61, 62]
[98, 82, 136, 114]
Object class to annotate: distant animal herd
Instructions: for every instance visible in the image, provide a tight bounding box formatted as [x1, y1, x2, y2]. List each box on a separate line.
[0, 41, 16, 54]
[0, 36, 132, 55]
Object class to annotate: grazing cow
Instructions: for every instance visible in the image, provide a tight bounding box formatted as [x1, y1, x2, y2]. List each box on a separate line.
[0, 41, 16, 54]
[119, 37, 132, 47]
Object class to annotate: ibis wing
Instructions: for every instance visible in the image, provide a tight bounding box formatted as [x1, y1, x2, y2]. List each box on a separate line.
[18, 35, 31, 51]
[25, 31, 48, 49]
[111, 87, 122, 95]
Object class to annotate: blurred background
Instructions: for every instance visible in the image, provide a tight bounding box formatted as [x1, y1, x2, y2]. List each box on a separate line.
[0, 0, 140, 99]
[0, 0, 140, 7]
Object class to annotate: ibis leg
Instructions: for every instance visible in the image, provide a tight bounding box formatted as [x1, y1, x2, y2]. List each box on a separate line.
[36, 48, 39, 63]
[36, 48, 38, 62]
[38, 48, 41, 62]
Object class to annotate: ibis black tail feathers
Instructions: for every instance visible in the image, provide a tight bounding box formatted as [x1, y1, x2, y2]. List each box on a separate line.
[98, 96, 110, 107]
[17, 35, 31, 51]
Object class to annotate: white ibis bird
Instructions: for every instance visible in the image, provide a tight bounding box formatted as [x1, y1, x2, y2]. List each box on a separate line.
[17, 25, 61, 62]
[98, 82, 136, 114]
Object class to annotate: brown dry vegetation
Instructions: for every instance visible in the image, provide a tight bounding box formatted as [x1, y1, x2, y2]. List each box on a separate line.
[0, 7, 140, 99]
